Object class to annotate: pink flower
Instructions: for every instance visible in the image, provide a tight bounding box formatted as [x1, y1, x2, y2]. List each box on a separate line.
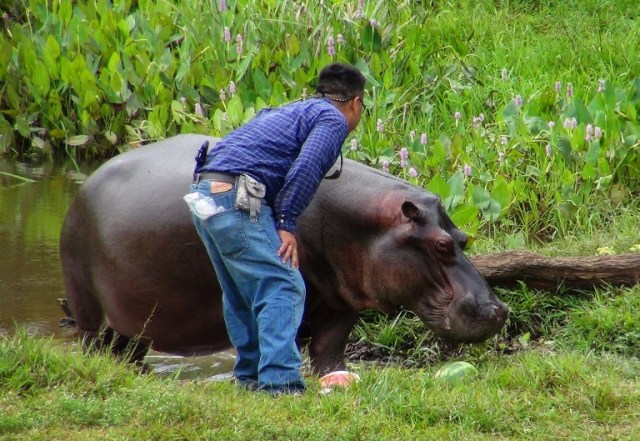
[554, 81, 562, 93]
[454, 111, 462, 120]
[327, 35, 336, 56]
[370, 19, 378, 27]
[463, 164, 472, 177]
[501, 136, 508, 145]
[381, 160, 389, 173]
[400, 147, 409, 161]
[545, 143, 552, 157]
[585, 123, 594, 141]
[219, 89, 227, 101]
[594, 126, 603, 139]
[236, 34, 243, 55]
[563, 117, 577, 130]
[219, 0, 227, 11]
[409, 130, 416, 141]
[229, 81, 236, 96]
[409, 167, 418, 178]
[224, 27, 231, 43]
[598, 79, 606, 93]
[356, 0, 365, 18]
[420, 133, 427, 145]
[337, 34, 345, 44]
[195, 103, 203, 116]
[566, 83, 574, 98]
[548, 121, 555, 129]
[514, 95, 523, 107]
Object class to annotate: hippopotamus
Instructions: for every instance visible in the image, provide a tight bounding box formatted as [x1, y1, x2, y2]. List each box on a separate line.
[60, 134, 508, 374]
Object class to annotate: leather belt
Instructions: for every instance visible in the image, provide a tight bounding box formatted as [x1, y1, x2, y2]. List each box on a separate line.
[192, 172, 237, 184]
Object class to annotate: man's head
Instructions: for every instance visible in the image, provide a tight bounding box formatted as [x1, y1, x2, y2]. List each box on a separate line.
[316, 63, 366, 132]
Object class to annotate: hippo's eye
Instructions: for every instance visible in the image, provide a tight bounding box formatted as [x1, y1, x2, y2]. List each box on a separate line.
[434, 238, 454, 257]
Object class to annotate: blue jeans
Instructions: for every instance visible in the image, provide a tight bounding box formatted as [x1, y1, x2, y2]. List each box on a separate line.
[189, 181, 306, 393]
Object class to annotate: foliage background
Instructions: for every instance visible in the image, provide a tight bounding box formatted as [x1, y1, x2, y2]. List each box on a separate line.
[2, 0, 640, 242]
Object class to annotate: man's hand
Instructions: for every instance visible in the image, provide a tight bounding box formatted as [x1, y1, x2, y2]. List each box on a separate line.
[277, 229, 299, 268]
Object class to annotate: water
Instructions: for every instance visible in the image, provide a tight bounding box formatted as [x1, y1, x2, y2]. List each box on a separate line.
[0, 157, 235, 379]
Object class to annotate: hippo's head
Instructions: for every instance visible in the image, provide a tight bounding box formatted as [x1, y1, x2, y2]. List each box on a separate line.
[368, 193, 508, 343]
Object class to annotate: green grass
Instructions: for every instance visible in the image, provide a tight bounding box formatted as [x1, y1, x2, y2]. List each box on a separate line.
[2, 330, 640, 440]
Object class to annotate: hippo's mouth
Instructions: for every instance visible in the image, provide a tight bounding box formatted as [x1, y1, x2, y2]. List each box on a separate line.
[410, 291, 508, 343]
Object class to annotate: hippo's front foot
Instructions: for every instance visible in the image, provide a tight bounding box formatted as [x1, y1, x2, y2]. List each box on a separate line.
[307, 306, 360, 375]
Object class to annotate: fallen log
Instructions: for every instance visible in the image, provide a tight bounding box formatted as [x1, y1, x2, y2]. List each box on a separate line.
[470, 251, 640, 291]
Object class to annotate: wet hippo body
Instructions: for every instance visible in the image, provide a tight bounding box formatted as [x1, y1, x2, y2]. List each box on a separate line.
[60, 134, 507, 374]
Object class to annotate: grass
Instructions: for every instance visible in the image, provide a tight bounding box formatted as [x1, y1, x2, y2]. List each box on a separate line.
[2, 330, 640, 440]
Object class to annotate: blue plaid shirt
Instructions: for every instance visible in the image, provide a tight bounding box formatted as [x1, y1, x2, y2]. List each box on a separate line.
[198, 98, 349, 233]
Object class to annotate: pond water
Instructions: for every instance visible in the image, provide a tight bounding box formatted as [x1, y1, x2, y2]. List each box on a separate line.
[0, 157, 235, 380]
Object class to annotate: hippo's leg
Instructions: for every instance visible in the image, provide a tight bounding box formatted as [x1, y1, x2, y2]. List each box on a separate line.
[100, 327, 151, 370]
[307, 305, 360, 375]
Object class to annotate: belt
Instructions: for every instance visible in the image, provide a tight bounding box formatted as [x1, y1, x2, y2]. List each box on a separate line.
[192, 172, 237, 184]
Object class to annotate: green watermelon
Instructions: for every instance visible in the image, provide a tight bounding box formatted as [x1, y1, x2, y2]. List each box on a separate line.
[434, 361, 478, 384]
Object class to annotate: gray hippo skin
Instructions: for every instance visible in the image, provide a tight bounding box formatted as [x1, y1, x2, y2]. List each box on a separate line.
[60, 134, 508, 374]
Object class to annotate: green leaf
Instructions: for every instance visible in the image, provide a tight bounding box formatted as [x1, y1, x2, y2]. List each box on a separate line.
[361, 23, 382, 53]
[450, 203, 479, 229]
[226, 94, 244, 127]
[32, 61, 51, 97]
[288, 34, 300, 56]
[15, 117, 31, 138]
[66, 135, 89, 146]
[491, 176, 512, 214]
[108, 51, 122, 73]
[426, 174, 450, 199]
[472, 186, 491, 210]
[59, 0, 72, 24]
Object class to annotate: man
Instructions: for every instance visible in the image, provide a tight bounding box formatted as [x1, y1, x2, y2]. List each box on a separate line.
[188, 63, 366, 395]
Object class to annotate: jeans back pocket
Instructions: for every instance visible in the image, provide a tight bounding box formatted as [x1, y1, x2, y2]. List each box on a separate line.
[206, 208, 249, 259]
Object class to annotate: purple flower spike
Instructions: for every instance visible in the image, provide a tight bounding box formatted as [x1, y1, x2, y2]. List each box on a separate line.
[514, 95, 523, 107]
[463, 164, 472, 177]
[219, 0, 227, 11]
[370, 19, 378, 27]
[548, 121, 555, 129]
[545, 143, 552, 157]
[409, 167, 418, 178]
[400, 147, 409, 161]
[554, 81, 562, 93]
[420, 133, 427, 145]
[566, 83, 574, 98]
[356, 0, 365, 18]
[236, 34, 243, 55]
[381, 160, 389, 173]
[337, 34, 345, 44]
[224, 27, 231, 43]
[229, 81, 236, 96]
[598, 79, 606, 93]
[454, 111, 462, 120]
[327, 35, 336, 57]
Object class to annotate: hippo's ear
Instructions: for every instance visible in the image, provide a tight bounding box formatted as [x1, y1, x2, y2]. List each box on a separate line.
[401, 201, 423, 222]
